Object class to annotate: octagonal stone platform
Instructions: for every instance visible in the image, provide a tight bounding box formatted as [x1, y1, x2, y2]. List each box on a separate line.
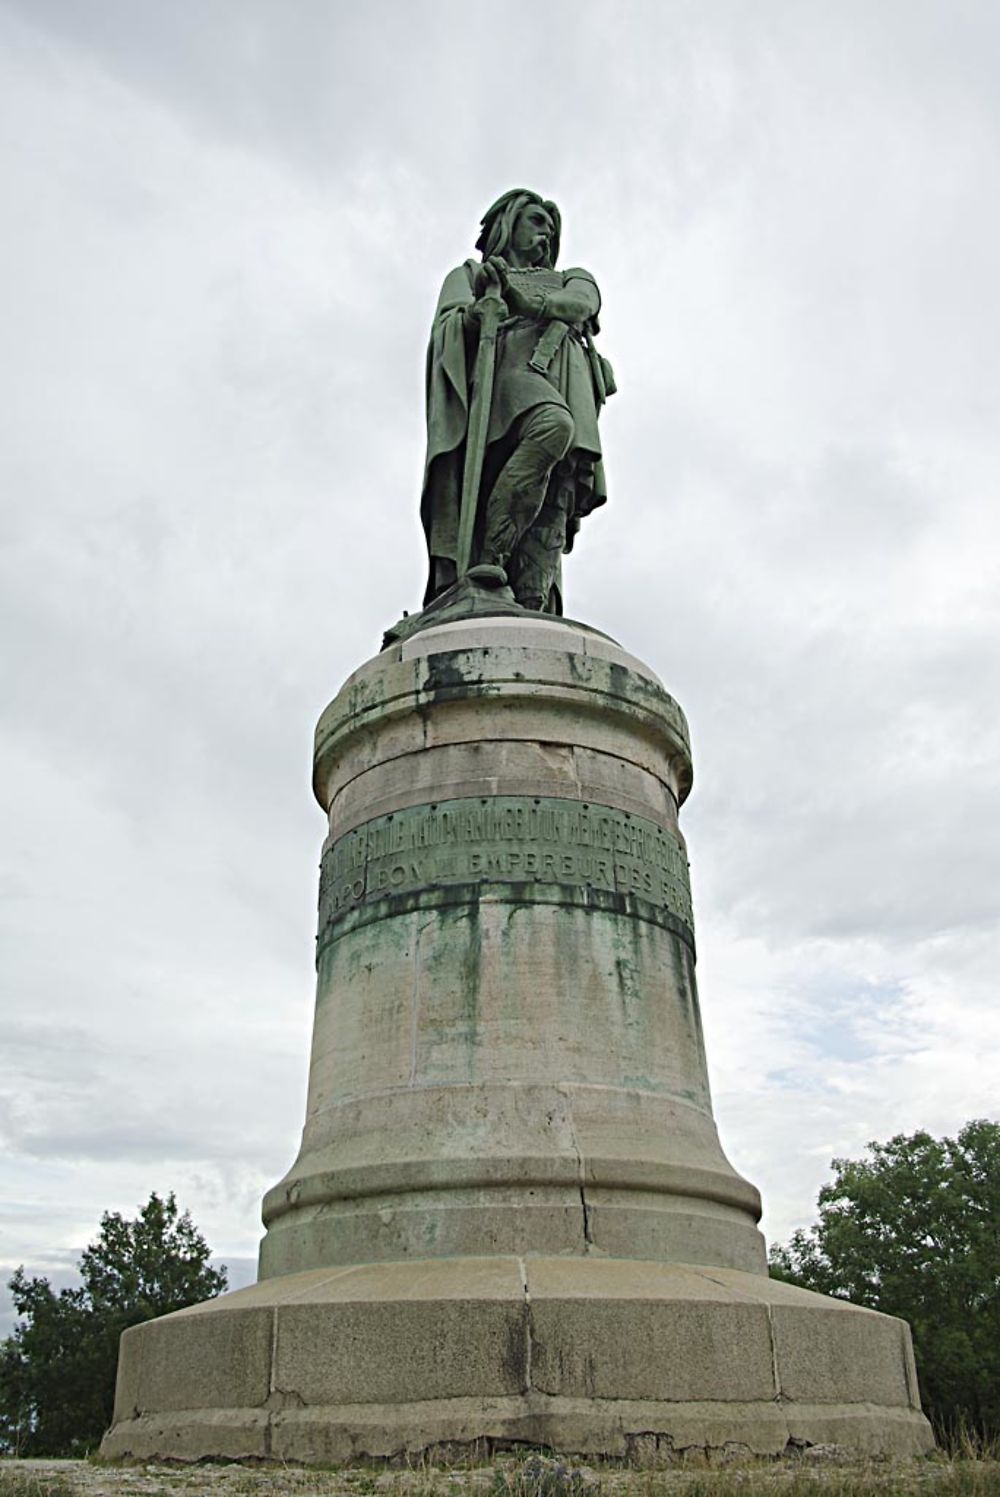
[103, 1257, 930, 1462]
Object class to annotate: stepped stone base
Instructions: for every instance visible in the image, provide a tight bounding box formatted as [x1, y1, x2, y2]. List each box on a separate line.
[102, 612, 933, 1464]
[101, 1256, 933, 1463]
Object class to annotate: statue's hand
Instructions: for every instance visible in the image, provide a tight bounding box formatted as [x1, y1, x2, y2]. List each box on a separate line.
[485, 255, 509, 288]
[472, 260, 505, 298]
[467, 262, 507, 326]
[503, 278, 547, 319]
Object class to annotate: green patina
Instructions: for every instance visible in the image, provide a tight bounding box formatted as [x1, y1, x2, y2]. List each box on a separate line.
[422, 649, 488, 700]
[317, 880, 697, 962]
[317, 794, 694, 948]
[420, 190, 613, 617]
[456, 898, 483, 1070]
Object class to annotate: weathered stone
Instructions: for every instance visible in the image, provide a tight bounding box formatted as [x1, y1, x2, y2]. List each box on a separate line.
[131, 1305, 272, 1413]
[261, 617, 756, 1282]
[102, 1258, 933, 1462]
[102, 614, 933, 1463]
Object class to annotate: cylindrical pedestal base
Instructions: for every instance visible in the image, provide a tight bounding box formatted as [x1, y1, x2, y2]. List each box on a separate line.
[261, 615, 765, 1280]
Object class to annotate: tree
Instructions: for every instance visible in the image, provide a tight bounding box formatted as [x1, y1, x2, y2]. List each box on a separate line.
[0, 1191, 227, 1456]
[769, 1119, 1000, 1441]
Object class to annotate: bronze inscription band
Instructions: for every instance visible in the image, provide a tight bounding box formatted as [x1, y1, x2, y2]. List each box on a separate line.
[318, 796, 693, 938]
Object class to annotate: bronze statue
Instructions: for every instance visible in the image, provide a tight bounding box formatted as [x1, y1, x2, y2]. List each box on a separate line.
[420, 190, 614, 615]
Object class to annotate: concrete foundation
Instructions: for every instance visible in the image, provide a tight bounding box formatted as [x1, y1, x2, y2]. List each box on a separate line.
[102, 614, 933, 1462]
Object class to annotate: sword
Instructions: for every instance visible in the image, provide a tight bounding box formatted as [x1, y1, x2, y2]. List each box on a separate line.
[455, 290, 504, 579]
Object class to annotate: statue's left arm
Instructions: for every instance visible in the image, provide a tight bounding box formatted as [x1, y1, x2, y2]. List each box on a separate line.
[549, 268, 600, 327]
[493, 260, 600, 328]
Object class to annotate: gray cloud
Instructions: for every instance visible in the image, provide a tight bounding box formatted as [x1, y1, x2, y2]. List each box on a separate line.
[1, 0, 997, 1276]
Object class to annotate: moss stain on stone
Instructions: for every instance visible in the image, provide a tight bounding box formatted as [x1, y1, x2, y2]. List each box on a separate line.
[670, 938, 709, 1082]
[423, 650, 478, 693]
[448, 898, 482, 1076]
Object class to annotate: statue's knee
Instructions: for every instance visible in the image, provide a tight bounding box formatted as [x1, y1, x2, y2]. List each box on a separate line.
[526, 403, 574, 460]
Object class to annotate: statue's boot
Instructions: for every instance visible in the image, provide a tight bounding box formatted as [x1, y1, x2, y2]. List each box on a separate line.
[465, 562, 509, 588]
[507, 493, 570, 609]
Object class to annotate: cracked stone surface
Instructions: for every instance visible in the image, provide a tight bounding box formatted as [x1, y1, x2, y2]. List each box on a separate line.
[101, 1257, 932, 1463]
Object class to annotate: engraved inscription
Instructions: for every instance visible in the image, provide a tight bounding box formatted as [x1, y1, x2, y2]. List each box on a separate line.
[319, 797, 693, 932]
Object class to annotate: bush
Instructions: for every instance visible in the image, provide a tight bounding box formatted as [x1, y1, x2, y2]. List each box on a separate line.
[769, 1119, 1000, 1442]
[0, 1190, 226, 1455]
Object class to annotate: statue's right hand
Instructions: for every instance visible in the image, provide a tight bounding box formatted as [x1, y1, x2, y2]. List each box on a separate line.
[471, 261, 504, 298]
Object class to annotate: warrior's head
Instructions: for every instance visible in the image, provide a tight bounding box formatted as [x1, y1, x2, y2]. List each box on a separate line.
[476, 190, 561, 269]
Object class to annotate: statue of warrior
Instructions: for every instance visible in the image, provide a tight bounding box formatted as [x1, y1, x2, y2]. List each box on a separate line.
[419, 190, 615, 614]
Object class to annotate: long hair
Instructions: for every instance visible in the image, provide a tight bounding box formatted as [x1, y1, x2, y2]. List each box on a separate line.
[475, 189, 561, 267]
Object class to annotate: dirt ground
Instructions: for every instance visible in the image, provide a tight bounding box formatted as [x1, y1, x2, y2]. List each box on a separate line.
[4, 1451, 1000, 1497]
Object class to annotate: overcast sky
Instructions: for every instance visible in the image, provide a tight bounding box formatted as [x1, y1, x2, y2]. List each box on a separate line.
[2, 0, 998, 1327]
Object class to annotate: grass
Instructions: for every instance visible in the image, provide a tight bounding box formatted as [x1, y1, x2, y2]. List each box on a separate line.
[0, 1469, 77, 1497]
[3, 1452, 1000, 1497]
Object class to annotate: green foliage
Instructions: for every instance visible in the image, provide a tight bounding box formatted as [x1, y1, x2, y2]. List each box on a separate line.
[769, 1119, 1000, 1441]
[0, 1191, 226, 1457]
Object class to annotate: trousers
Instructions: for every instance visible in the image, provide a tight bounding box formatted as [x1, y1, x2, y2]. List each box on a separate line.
[480, 403, 575, 608]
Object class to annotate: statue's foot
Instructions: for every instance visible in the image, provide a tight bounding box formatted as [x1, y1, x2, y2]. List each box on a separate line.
[381, 569, 521, 650]
[465, 563, 508, 589]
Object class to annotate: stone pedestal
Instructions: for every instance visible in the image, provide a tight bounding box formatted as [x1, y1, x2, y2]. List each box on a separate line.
[102, 615, 933, 1463]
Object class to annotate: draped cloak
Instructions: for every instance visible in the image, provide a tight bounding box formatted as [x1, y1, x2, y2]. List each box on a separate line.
[419, 259, 609, 607]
